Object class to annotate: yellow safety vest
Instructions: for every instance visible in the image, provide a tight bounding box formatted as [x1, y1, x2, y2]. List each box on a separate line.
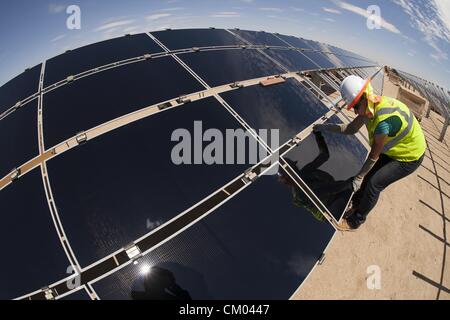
[367, 96, 427, 162]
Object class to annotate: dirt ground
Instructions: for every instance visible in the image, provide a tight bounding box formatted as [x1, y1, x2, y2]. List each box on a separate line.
[293, 73, 450, 300]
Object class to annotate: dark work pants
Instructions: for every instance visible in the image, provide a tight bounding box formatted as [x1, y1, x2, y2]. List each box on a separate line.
[351, 153, 424, 227]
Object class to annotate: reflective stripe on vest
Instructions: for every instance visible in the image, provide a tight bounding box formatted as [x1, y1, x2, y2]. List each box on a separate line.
[375, 107, 414, 153]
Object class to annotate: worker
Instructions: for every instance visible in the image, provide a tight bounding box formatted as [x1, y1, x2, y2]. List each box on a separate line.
[314, 75, 427, 231]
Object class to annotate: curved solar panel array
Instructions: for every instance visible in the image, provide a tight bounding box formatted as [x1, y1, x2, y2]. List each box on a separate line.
[0, 28, 378, 300]
[393, 69, 450, 119]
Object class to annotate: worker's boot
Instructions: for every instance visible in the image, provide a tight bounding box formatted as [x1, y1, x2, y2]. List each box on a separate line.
[343, 207, 356, 219]
[338, 213, 362, 231]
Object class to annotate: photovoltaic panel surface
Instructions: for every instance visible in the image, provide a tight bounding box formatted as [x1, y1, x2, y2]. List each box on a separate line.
[0, 100, 38, 178]
[93, 172, 334, 300]
[283, 115, 368, 220]
[275, 34, 315, 50]
[263, 48, 319, 71]
[231, 30, 287, 46]
[44, 34, 163, 86]
[151, 29, 244, 51]
[301, 51, 336, 69]
[220, 78, 329, 145]
[0, 169, 71, 299]
[46, 97, 262, 267]
[0, 64, 41, 114]
[43, 56, 204, 148]
[177, 49, 285, 87]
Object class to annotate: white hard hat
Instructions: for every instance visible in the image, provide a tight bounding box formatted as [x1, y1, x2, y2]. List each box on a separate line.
[340, 75, 369, 110]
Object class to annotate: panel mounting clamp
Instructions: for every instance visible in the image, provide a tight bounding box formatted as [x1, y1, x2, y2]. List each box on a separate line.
[292, 136, 302, 146]
[243, 169, 258, 184]
[125, 243, 142, 263]
[75, 132, 88, 145]
[157, 102, 172, 111]
[230, 82, 244, 89]
[42, 287, 56, 300]
[10, 168, 21, 182]
[176, 96, 191, 104]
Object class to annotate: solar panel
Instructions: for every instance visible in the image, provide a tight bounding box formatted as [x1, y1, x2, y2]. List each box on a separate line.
[92, 172, 334, 299]
[263, 48, 320, 71]
[0, 64, 41, 114]
[0, 100, 38, 178]
[177, 49, 285, 87]
[43, 56, 204, 148]
[275, 34, 316, 50]
[152, 29, 245, 51]
[44, 34, 163, 87]
[0, 28, 379, 300]
[232, 30, 288, 46]
[300, 51, 336, 69]
[0, 169, 71, 299]
[46, 97, 263, 267]
[282, 115, 368, 220]
[220, 78, 329, 145]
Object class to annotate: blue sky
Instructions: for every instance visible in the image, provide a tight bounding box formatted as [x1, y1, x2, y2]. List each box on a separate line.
[1, 0, 450, 90]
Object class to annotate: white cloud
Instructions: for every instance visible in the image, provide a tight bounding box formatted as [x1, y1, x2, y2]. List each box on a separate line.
[325, 18, 336, 23]
[259, 7, 284, 13]
[210, 11, 240, 18]
[123, 26, 140, 33]
[240, 0, 254, 3]
[333, 0, 401, 35]
[323, 7, 342, 14]
[434, 0, 450, 34]
[94, 19, 135, 32]
[392, 0, 450, 62]
[291, 7, 304, 12]
[146, 13, 172, 21]
[48, 4, 66, 14]
[51, 34, 66, 42]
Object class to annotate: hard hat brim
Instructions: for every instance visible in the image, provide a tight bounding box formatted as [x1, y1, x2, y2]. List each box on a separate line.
[346, 79, 371, 110]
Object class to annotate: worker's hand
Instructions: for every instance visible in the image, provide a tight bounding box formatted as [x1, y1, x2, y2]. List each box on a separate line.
[313, 124, 328, 133]
[352, 176, 363, 192]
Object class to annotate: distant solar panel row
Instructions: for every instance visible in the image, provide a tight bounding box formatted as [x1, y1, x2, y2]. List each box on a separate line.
[0, 28, 375, 300]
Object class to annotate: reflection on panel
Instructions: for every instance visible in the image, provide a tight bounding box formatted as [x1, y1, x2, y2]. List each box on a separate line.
[93, 171, 334, 300]
[275, 34, 315, 50]
[44, 34, 163, 86]
[300, 51, 335, 69]
[178, 49, 285, 87]
[283, 115, 368, 220]
[232, 30, 287, 46]
[43, 56, 204, 148]
[264, 48, 319, 71]
[152, 29, 244, 50]
[0, 64, 41, 114]
[0, 169, 71, 299]
[220, 78, 329, 145]
[0, 100, 38, 178]
[46, 97, 262, 267]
